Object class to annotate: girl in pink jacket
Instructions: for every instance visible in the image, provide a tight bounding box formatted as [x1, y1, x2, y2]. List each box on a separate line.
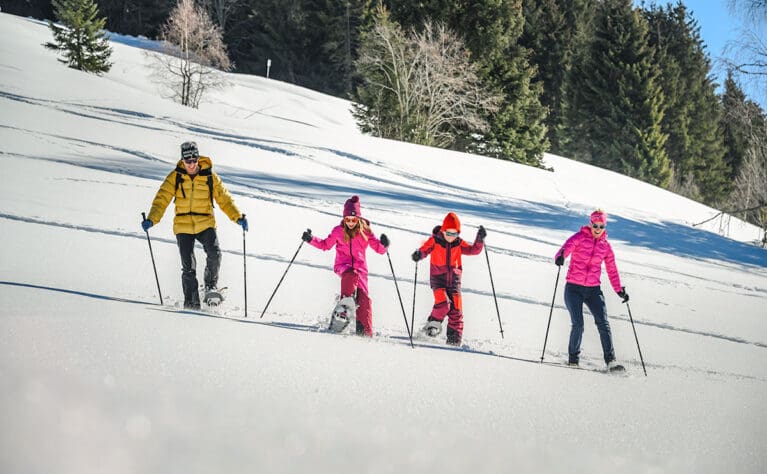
[555, 210, 628, 369]
[301, 195, 389, 336]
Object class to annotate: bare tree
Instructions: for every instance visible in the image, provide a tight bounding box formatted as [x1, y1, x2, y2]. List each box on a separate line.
[200, 0, 243, 33]
[147, 0, 232, 108]
[723, 1, 766, 104]
[726, 96, 767, 245]
[353, 9, 501, 148]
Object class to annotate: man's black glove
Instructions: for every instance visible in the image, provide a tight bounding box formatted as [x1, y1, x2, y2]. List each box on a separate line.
[617, 287, 629, 303]
[555, 254, 564, 266]
[379, 233, 390, 248]
[477, 225, 487, 241]
[411, 250, 422, 262]
[302, 229, 312, 242]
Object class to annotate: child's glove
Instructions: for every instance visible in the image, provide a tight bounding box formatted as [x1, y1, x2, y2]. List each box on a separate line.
[411, 250, 422, 262]
[476, 225, 487, 241]
[302, 229, 313, 242]
[379, 234, 390, 248]
[555, 254, 564, 266]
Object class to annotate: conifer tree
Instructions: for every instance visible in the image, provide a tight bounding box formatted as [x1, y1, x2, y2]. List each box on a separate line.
[721, 72, 753, 180]
[46, 0, 113, 74]
[644, 3, 728, 204]
[521, 0, 595, 155]
[564, 0, 671, 186]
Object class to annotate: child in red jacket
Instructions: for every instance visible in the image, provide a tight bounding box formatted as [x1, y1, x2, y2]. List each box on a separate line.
[411, 212, 486, 346]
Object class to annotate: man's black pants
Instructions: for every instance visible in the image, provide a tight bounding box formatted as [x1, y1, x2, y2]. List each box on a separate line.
[176, 227, 221, 307]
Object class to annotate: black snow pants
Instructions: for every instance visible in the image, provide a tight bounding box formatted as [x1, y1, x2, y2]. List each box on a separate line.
[176, 227, 221, 308]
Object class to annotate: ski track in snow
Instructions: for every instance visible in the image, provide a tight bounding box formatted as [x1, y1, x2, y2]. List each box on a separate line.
[1, 280, 764, 382]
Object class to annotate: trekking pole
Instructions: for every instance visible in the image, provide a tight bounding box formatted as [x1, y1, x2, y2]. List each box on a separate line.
[540, 265, 561, 362]
[141, 212, 163, 305]
[242, 214, 248, 318]
[410, 262, 418, 339]
[626, 301, 648, 376]
[260, 234, 306, 319]
[386, 250, 414, 348]
[484, 245, 504, 339]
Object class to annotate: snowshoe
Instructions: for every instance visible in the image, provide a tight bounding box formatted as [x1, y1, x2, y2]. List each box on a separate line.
[419, 318, 443, 338]
[203, 286, 226, 307]
[328, 296, 357, 333]
[606, 360, 625, 373]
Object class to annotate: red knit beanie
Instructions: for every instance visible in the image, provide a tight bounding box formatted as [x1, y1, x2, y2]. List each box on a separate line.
[441, 212, 461, 233]
[590, 210, 607, 225]
[343, 195, 361, 217]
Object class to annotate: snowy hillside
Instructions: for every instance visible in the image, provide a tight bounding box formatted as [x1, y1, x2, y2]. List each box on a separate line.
[1, 13, 766, 473]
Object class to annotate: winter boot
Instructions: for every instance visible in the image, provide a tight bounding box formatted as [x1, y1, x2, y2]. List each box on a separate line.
[446, 326, 462, 346]
[329, 296, 357, 333]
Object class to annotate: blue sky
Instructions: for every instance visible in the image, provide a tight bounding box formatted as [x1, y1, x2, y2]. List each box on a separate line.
[635, 0, 766, 109]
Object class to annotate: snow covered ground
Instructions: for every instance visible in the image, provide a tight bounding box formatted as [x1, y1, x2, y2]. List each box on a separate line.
[1, 13, 765, 473]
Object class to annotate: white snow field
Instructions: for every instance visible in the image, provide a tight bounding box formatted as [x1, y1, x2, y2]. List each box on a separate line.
[1, 13, 765, 474]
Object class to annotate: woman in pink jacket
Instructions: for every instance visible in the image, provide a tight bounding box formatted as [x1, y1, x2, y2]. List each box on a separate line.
[301, 195, 389, 336]
[555, 210, 628, 369]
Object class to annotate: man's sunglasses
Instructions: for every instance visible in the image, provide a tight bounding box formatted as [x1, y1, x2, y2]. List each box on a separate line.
[183, 158, 198, 164]
[444, 231, 459, 237]
[591, 223, 605, 229]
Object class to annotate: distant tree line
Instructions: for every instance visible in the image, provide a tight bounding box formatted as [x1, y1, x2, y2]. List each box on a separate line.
[13, 0, 765, 235]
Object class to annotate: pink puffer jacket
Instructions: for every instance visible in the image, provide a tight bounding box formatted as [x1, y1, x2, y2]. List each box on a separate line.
[309, 222, 387, 295]
[556, 226, 622, 293]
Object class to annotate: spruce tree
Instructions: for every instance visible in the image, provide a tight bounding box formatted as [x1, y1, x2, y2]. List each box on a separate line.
[521, 0, 595, 155]
[644, 3, 728, 203]
[721, 72, 752, 180]
[564, 0, 671, 186]
[46, 0, 113, 74]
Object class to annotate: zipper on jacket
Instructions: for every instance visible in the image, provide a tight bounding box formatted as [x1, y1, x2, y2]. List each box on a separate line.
[446, 241, 453, 288]
[585, 237, 598, 276]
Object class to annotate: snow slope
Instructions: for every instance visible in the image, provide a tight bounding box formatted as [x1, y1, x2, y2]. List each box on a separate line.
[1, 13, 765, 473]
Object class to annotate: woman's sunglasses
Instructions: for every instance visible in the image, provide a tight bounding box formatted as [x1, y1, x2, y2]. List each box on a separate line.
[591, 223, 605, 229]
[444, 231, 459, 237]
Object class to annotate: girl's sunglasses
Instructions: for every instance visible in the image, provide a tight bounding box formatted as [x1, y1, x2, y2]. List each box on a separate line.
[444, 231, 459, 237]
[591, 223, 605, 229]
[344, 216, 358, 223]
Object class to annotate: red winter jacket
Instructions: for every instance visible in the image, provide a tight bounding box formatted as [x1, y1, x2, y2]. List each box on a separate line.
[419, 226, 484, 291]
[556, 226, 622, 293]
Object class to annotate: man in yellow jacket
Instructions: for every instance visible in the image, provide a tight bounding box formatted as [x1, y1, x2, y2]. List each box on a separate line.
[142, 141, 247, 309]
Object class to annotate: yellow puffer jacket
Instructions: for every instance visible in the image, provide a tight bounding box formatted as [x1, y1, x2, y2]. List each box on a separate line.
[147, 156, 242, 235]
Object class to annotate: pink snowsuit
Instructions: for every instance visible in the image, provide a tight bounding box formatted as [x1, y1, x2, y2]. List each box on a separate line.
[556, 226, 622, 293]
[308, 222, 387, 336]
